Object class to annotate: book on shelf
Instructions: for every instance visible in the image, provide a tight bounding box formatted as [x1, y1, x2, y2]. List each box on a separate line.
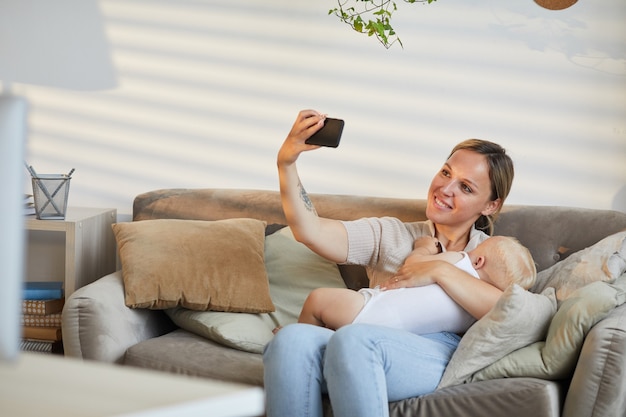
[21, 313, 62, 327]
[20, 338, 63, 354]
[22, 298, 65, 315]
[22, 326, 62, 342]
[24, 194, 36, 216]
[23, 281, 64, 301]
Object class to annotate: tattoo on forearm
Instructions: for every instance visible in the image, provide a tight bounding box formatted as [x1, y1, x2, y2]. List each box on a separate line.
[298, 181, 317, 214]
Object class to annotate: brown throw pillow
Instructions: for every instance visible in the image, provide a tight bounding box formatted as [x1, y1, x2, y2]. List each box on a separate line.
[112, 218, 274, 313]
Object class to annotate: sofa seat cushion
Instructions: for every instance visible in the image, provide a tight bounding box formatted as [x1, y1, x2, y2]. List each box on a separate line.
[123, 329, 264, 387]
[390, 378, 562, 417]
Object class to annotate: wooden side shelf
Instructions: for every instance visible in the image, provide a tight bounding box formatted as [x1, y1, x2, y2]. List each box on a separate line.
[24, 207, 117, 298]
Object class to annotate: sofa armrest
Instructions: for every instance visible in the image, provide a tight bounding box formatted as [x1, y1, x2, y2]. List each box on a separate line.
[62, 271, 176, 363]
[563, 302, 626, 417]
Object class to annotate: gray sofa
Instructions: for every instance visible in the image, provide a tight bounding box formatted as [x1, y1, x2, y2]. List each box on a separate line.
[62, 188, 626, 417]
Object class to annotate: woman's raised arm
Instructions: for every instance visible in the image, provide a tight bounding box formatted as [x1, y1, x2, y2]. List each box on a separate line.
[277, 110, 349, 264]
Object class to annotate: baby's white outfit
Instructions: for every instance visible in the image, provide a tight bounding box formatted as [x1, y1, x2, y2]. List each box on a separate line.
[352, 252, 478, 335]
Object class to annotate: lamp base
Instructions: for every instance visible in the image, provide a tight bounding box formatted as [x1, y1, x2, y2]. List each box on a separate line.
[0, 93, 28, 362]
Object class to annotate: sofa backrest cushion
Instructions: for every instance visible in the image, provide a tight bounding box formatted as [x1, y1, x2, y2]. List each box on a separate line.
[133, 189, 626, 274]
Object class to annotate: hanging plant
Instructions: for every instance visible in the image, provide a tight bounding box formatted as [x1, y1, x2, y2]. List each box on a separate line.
[329, 0, 438, 49]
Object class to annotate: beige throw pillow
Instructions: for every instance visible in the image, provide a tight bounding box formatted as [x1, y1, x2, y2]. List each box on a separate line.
[166, 226, 347, 353]
[113, 218, 274, 313]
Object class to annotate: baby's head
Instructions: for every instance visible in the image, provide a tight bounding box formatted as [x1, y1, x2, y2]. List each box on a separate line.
[469, 236, 537, 291]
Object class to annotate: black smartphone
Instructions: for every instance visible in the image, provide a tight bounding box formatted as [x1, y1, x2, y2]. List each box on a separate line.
[305, 117, 344, 148]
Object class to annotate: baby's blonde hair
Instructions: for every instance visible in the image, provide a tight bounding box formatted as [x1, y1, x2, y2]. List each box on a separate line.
[488, 236, 537, 290]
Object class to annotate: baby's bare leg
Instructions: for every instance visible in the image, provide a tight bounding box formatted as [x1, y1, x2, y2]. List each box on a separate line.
[298, 288, 366, 330]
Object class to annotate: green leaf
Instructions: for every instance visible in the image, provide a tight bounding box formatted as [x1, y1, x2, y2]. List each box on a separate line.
[329, 0, 437, 49]
[354, 16, 364, 32]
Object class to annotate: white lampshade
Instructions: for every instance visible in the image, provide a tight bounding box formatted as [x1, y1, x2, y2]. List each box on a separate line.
[0, 0, 117, 90]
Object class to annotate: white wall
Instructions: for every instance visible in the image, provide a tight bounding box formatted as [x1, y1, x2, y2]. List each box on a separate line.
[18, 0, 626, 218]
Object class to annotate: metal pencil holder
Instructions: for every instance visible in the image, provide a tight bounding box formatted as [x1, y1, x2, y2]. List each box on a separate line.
[31, 174, 72, 220]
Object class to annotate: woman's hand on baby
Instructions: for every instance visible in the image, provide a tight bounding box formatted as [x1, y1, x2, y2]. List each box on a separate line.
[380, 260, 446, 290]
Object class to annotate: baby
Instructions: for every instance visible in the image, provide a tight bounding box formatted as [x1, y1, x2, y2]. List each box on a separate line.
[296, 235, 536, 335]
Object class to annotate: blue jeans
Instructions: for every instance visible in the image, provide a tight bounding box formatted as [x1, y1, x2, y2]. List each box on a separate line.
[263, 323, 460, 417]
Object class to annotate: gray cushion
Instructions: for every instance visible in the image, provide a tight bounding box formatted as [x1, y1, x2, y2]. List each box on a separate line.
[438, 285, 557, 388]
[471, 276, 626, 382]
[531, 231, 626, 302]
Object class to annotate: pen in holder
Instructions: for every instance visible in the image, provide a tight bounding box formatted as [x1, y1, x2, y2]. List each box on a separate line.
[25, 164, 74, 220]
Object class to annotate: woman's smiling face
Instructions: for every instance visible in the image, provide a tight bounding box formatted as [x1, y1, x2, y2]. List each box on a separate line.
[426, 149, 500, 230]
